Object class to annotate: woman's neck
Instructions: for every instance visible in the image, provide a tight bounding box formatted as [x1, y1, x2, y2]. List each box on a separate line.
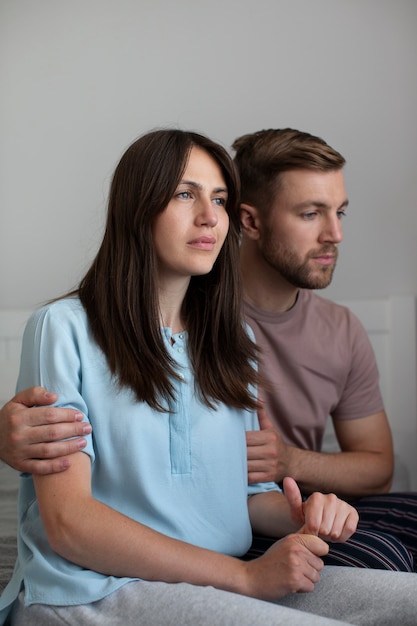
[158, 276, 189, 333]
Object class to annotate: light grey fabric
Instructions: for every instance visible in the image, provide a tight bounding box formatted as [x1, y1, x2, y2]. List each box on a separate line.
[278, 566, 417, 625]
[10, 583, 351, 626]
[11, 566, 417, 626]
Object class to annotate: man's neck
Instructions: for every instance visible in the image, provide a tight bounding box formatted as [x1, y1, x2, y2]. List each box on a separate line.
[240, 249, 299, 313]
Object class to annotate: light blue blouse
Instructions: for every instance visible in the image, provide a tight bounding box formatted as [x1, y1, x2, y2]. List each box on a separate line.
[0, 297, 279, 621]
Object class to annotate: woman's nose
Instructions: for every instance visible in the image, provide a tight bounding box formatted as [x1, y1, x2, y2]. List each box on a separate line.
[196, 198, 218, 227]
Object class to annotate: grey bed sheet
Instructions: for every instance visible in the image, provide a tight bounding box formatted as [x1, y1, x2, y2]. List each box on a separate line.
[0, 462, 18, 593]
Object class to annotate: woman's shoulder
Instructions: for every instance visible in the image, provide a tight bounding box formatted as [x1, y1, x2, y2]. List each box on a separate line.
[34, 295, 83, 314]
[27, 296, 87, 333]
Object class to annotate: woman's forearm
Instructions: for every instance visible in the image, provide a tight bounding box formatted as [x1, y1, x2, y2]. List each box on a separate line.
[248, 491, 298, 537]
[34, 452, 248, 593]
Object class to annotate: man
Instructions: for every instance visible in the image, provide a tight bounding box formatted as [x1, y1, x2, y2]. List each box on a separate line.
[1, 128, 416, 571]
[234, 128, 416, 570]
[236, 128, 391, 497]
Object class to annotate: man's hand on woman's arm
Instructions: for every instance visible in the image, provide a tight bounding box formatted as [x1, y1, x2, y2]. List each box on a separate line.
[0, 386, 91, 474]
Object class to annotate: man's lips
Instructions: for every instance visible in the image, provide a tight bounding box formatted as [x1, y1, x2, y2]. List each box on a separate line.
[311, 254, 337, 266]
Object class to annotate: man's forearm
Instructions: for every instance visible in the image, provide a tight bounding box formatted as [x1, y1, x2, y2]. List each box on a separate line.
[285, 447, 393, 499]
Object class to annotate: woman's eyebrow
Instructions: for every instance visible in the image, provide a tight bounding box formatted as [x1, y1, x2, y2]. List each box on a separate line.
[179, 180, 228, 194]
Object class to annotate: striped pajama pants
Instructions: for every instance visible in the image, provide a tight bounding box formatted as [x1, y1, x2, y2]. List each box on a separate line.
[244, 492, 417, 572]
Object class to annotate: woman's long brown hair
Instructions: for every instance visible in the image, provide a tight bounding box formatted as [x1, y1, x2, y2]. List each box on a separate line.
[76, 129, 259, 411]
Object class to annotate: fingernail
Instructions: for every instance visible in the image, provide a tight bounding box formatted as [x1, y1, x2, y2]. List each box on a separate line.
[77, 438, 87, 449]
[74, 412, 84, 421]
[82, 424, 92, 434]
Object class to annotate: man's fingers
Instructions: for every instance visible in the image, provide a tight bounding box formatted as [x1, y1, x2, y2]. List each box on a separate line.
[30, 436, 88, 460]
[246, 429, 266, 449]
[25, 419, 91, 445]
[11, 386, 57, 408]
[295, 533, 329, 557]
[283, 476, 303, 513]
[8, 388, 85, 428]
[321, 506, 359, 542]
[257, 401, 275, 431]
[246, 403, 276, 446]
[8, 437, 88, 475]
[17, 457, 73, 475]
[18, 406, 84, 429]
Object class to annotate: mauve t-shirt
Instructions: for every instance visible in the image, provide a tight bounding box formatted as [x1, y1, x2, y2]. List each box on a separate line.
[244, 289, 384, 451]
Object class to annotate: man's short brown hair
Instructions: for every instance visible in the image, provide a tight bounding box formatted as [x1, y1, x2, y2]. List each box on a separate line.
[232, 128, 346, 213]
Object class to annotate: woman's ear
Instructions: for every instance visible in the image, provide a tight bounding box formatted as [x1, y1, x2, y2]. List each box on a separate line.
[240, 203, 261, 240]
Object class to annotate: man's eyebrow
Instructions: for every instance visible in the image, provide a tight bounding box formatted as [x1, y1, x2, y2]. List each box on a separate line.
[179, 180, 228, 194]
[294, 198, 349, 210]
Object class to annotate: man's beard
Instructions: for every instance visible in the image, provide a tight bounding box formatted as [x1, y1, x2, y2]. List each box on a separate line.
[261, 235, 338, 290]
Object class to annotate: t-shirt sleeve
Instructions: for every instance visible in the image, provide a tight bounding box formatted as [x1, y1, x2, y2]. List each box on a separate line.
[332, 311, 384, 421]
[17, 305, 95, 461]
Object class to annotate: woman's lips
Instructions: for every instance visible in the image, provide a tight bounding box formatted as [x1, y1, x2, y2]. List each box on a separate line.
[187, 236, 216, 250]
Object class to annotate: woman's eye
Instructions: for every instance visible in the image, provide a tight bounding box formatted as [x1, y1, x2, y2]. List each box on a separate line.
[213, 197, 226, 206]
[177, 191, 192, 200]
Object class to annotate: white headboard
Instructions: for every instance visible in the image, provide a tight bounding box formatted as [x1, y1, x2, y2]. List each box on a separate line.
[1, 297, 416, 489]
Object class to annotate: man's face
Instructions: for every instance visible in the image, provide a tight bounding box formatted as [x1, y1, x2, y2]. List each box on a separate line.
[259, 169, 348, 289]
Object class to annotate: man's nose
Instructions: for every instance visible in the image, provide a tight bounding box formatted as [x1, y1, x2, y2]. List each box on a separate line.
[319, 215, 343, 244]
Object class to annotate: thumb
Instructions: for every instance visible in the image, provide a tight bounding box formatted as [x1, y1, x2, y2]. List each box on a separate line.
[257, 400, 275, 431]
[296, 533, 329, 557]
[283, 476, 304, 526]
[12, 386, 57, 408]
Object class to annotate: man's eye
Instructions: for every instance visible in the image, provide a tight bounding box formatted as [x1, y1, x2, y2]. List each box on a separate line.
[337, 210, 347, 219]
[303, 212, 317, 220]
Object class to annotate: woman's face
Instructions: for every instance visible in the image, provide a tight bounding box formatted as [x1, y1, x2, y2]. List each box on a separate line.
[153, 146, 229, 284]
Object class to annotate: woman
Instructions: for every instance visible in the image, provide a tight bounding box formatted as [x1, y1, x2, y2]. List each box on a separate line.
[0, 129, 410, 626]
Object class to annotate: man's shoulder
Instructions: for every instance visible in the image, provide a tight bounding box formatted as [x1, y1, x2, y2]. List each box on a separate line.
[304, 290, 355, 321]
[303, 289, 344, 311]
[298, 291, 368, 343]
[242, 290, 364, 339]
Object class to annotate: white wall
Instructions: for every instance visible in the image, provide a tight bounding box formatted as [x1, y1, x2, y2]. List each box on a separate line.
[1, 0, 416, 310]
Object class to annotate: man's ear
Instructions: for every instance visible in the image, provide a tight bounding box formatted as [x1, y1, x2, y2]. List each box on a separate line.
[240, 203, 261, 240]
